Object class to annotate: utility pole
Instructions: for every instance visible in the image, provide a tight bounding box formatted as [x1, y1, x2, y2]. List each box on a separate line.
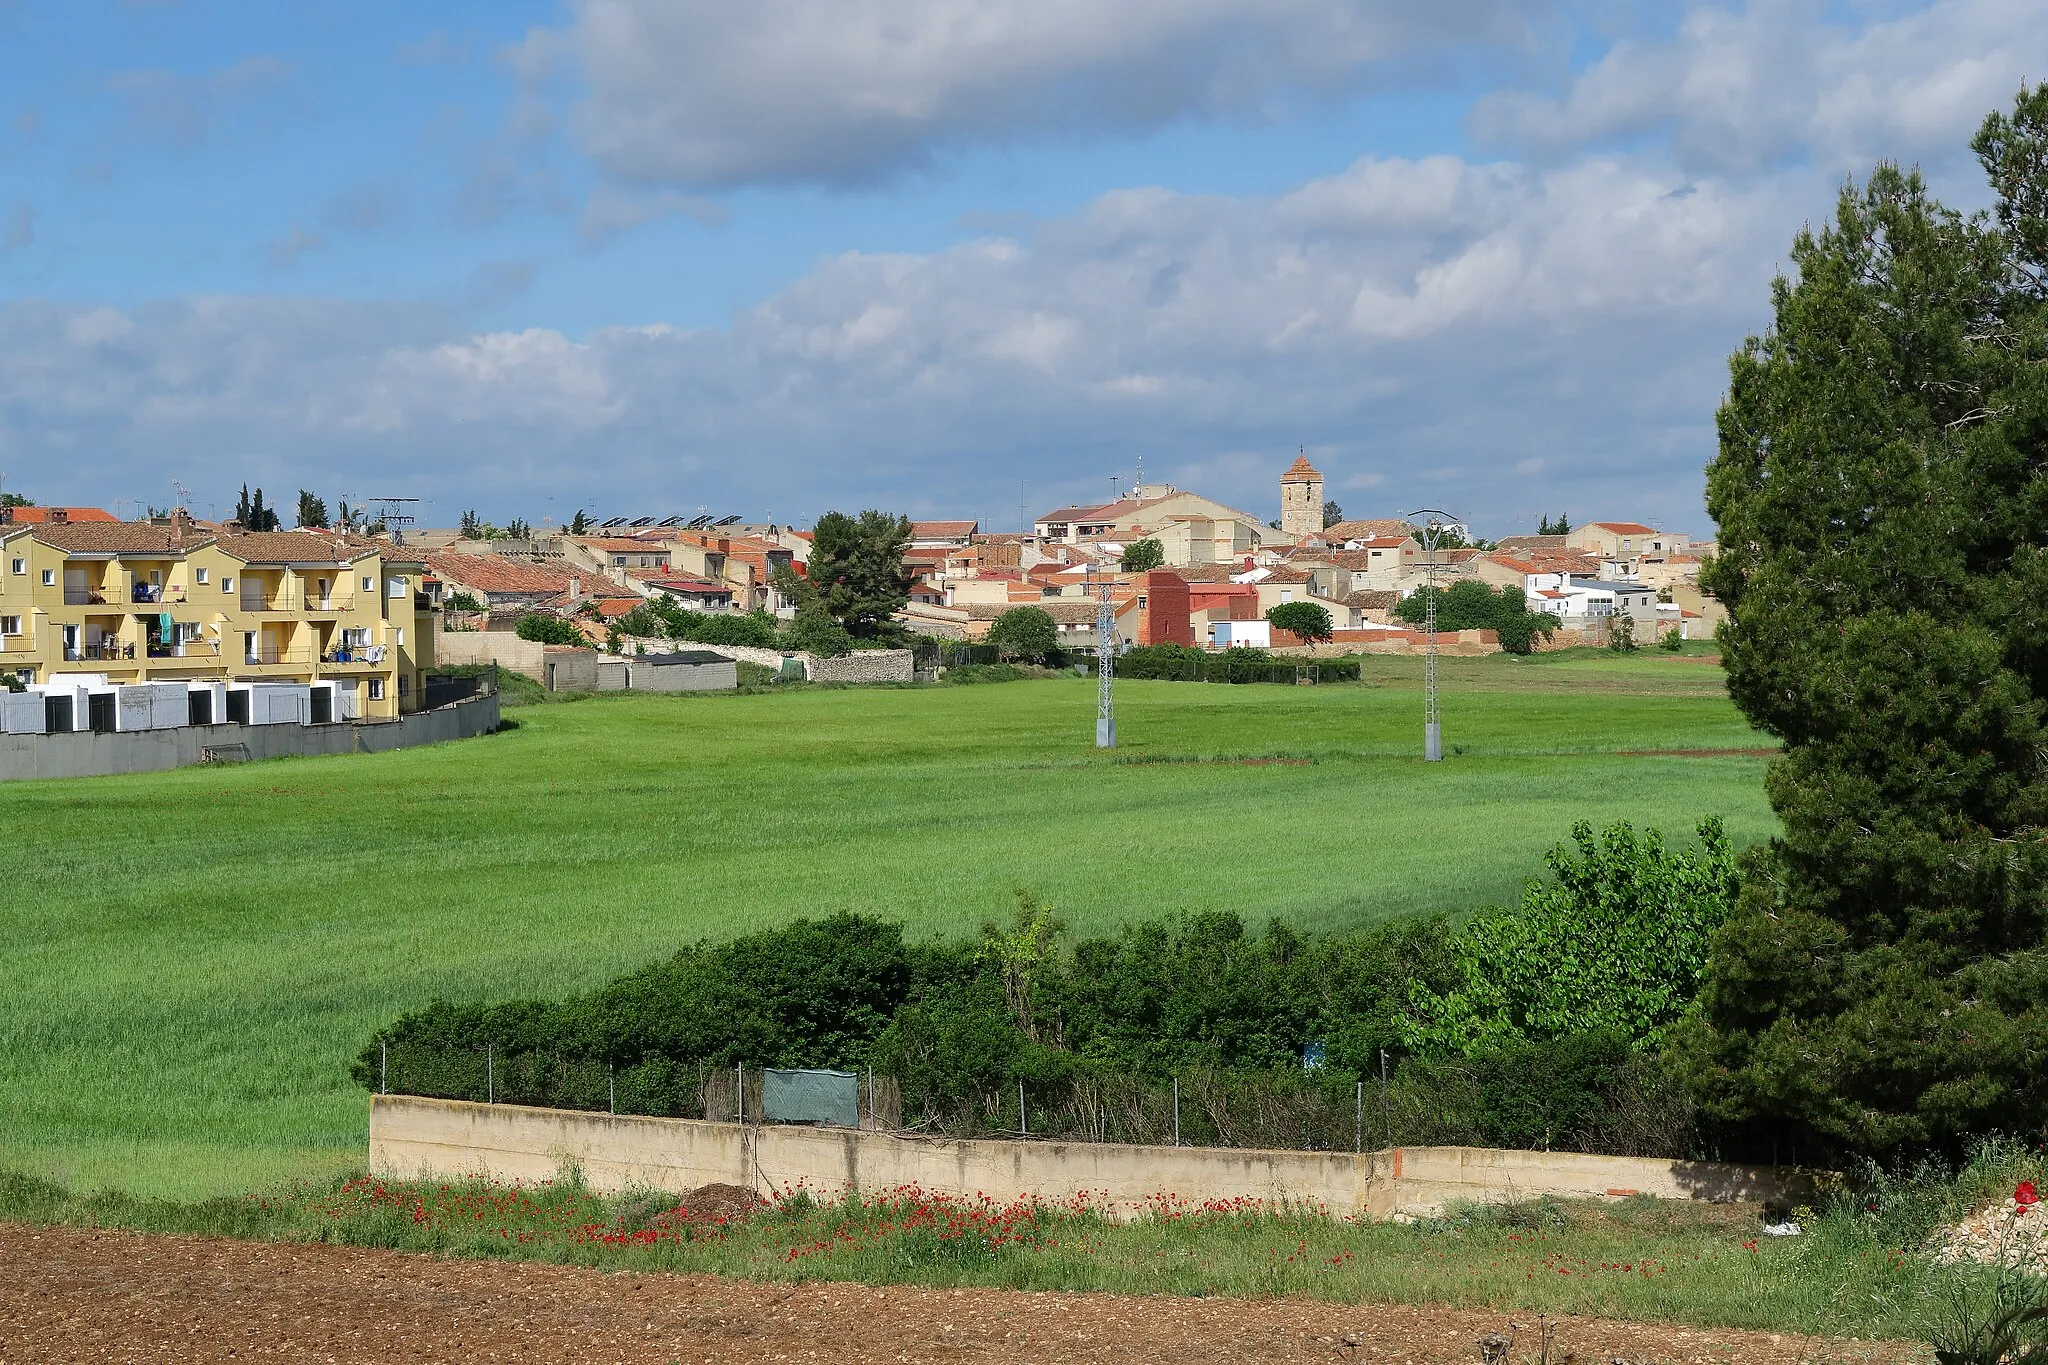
[1407, 509, 1460, 762]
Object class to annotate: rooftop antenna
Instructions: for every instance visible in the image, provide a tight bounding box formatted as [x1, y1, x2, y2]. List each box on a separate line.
[1408, 508, 1460, 762]
[1135, 452, 1143, 497]
[1019, 480, 1028, 534]
[368, 497, 419, 546]
[1109, 475, 1119, 502]
[171, 479, 191, 513]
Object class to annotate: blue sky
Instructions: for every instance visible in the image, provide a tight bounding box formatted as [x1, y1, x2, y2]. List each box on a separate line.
[0, 0, 2041, 533]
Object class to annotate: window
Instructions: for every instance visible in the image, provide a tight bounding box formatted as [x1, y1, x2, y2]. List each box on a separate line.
[362, 575, 374, 593]
[221, 576, 233, 593]
[368, 677, 385, 701]
[613, 555, 626, 566]
[387, 576, 408, 598]
[0, 615, 18, 636]
[41, 569, 54, 586]
[195, 567, 209, 584]
[9, 558, 22, 575]
[398, 675, 410, 696]
[394, 627, 404, 647]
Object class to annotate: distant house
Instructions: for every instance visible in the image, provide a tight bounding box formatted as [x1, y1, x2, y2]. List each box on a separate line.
[909, 520, 978, 548]
[1566, 522, 1691, 558]
[637, 577, 735, 612]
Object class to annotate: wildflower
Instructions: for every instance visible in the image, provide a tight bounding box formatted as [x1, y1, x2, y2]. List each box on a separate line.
[2016, 1180, 2039, 1215]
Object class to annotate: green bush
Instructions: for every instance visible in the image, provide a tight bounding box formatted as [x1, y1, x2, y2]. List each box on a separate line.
[1395, 581, 1556, 654]
[986, 607, 1058, 662]
[1406, 818, 1736, 1055]
[514, 613, 582, 645]
[1266, 601, 1334, 643]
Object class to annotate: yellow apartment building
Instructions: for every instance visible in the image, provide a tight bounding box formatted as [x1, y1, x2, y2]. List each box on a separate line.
[0, 514, 431, 718]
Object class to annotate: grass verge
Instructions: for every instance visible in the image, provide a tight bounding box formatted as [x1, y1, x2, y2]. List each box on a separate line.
[7, 1139, 2041, 1343]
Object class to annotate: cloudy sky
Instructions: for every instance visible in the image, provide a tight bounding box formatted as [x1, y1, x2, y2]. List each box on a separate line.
[0, 1, 2040, 535]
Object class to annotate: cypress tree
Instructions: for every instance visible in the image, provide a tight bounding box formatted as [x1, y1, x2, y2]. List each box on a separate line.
[1679, 88, 2048, 1159]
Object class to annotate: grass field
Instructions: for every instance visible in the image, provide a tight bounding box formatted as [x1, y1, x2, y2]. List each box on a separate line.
[0, 649, 1776, 1197]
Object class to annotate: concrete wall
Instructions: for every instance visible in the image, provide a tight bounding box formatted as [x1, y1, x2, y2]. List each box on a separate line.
[543, 650, 600, 692]
[436, 631, 548, 680]
[369, 1095, 1805, 1219]
[0, 691, 500, 781]
[632, 660, 738, 692]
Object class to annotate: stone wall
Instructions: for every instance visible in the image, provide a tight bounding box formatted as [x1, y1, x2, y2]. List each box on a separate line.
[616, 635, 911, 684]
[436, 630, 548, 680]
[0, 691, 502, 782]
[369, 1095, 1809, 1220]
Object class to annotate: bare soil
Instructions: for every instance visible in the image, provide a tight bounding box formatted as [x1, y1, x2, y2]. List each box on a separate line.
[0, 1223, 1924, 1364]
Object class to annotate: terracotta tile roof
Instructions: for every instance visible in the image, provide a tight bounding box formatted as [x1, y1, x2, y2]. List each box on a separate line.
[1344, 589, 1400, 608]
[426, 552, 587, 596]
[911, 520, 978, 538]
[27, 522, 197, 554]
[3, 506, 119, 524]
[1164, 563, 1247, 582]
[641, 577, 732, 596]
[1281, 455, 1322, 481]
[1588, 521, 1660, 536]
[1320, 518, 1416, 540]
[957, 600, 1102, 623]
[216, 529, 389, 565]
[591, 598, 642, 618]
[1495, 534, 1569, 552]
[1298, 546, 1406, 569]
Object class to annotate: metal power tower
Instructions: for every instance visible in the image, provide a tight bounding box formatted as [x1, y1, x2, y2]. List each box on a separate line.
[1087, 563, 1116, 748]
[1407, 509, 1461, 762]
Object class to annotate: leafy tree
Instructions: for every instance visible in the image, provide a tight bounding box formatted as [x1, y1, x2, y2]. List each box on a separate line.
[809, 509, 912, 636]
[443, 591, 485, 613]
[783, 610, 853, 657]
[1660, 626, 1685, 651]
[1677, 87, 2048, 1159]
[1538, 514, 1572, 536]
[1119, 538, 1164, 572]
[295, 490, 328, 528]
[1395, 581, 1555, 654]
[1266, 600, 1334, 643]
[569, 509, 589, 535]
[514, 613, 583, 645]
[460, 510, 486, 540]
[507, 517, 530, 540]
[1607, 611, 1638, 652]
[1407, 819, 1737, 1055]
[1322, 500, 1343, 528]
[0, 492, 34, 509]
[986, 606, 1059, 662]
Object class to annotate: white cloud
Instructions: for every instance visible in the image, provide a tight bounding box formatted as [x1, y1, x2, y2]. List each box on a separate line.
[0, 147, 1796, 531]
[534, 0, 1535, 189]
[1472, 0, 2047, 180]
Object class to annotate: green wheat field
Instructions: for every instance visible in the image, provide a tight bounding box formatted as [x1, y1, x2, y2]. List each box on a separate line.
[0, 650, 1774, 1197]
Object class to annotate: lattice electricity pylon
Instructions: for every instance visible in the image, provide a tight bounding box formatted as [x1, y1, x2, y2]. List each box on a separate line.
[1406, 508, 1461, 762]
[1088, 564, 1116, 748]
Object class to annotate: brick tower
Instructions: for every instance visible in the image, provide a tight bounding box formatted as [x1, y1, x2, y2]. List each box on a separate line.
[1279, 454, 1324, 535]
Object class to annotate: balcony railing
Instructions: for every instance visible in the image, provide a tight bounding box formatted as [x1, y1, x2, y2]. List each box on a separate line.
[322, 644, 390, 665]
[241, 647, 317, 666]
[130, 584, 188, 604]
[64, 642, 134, 662]
[63, 589, 108, 606]
[145, 642, 219, 659]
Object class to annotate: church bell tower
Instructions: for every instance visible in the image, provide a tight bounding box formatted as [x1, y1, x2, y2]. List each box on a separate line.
[1280, 454, 1324, 535]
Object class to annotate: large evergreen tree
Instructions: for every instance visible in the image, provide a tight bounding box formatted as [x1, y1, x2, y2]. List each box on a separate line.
[1680, 88, 2048, 1159]
[808, 509, 912, 637]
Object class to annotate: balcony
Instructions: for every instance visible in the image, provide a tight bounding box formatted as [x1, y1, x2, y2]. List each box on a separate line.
[129, 584, 188, 605]
[303, 593, 356, 613]
[64, 641, 134, 662]
[63, 589, 109, 606]
[321, 644, 391, 667]
[145, 642, 220, 660]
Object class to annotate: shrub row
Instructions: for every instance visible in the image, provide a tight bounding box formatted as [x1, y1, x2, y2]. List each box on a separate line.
[359, 818, 1735, 1158]
[1096, 644, 1363, 684]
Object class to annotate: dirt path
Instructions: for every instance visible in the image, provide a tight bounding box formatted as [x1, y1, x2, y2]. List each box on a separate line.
[0, 1223, 1922, 1364]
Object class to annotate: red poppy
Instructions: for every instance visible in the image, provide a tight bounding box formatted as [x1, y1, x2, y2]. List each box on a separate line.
[2017, 1180, 2039, 1213]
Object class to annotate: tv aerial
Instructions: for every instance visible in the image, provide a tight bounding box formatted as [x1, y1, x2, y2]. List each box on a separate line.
[368, 497, 420, 546]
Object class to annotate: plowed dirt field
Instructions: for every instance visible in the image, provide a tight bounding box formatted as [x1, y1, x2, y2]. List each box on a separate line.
[0, 1224, 1923, 1364]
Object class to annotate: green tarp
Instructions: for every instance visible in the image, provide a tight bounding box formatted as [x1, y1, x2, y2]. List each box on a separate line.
[762, 1067, 858, 1127]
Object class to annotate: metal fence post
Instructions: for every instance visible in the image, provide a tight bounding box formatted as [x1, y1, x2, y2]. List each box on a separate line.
[1354, 1080, 1362, 1155]
[486, 1043, 494, 1105]
[608, 1061, 615, 1116]
[379, 1038, 387, 1096]
[1172, 1076, 1180, 1147]
[1379, 1048, 1391, 1148]
[1018, 1080, 1027, 1136]
[737, 1063, 745, 1125]
[866, 1068, 875, 1132]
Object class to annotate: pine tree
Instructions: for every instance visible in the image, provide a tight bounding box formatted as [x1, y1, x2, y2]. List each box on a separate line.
[809, 510, 913, 637]
[295, 490, 328, 528]
[1677, 87, 2048, 1160]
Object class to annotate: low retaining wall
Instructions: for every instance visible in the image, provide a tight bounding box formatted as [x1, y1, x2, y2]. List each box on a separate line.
[0, 692, 501, 781]
[436, 631, 548, 680]
[618, 636, 914, 684]
[369, 1096, 1804, 1219]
